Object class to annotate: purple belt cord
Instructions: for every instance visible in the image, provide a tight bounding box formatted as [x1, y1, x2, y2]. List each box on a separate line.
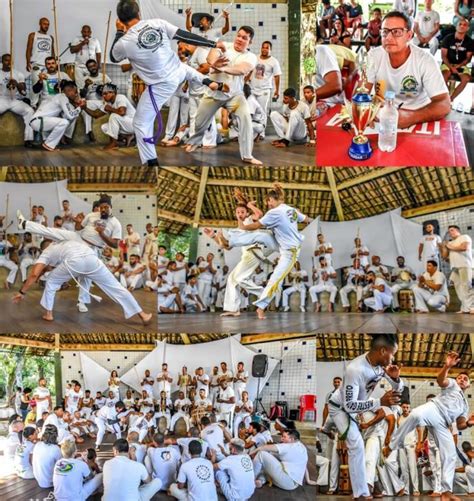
[144, 84, 164, 145]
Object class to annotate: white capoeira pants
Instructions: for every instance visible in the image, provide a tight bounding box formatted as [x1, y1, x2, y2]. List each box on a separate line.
[187, 94, 255, 160]
[120, 273, 144, 290]
[188, 94, 217, 146]
[0, 256, 18, 284]
[134, 66, 186, 163]
[329, 437, 340, 491]
[339, 284, 363, 307]
[30, 116, 76, 149]
[170, 411, 191, 433]
[426, 444, 442, 493]
[391, 281, 414, 308]
[364, 290, 392, 311]
[282, 285, 307, 308]
[253, 451, 299, 490]
[365, 435, 382, 487]
[77, 473, 103, 501]
[270, 110, 307, 143]
[0, 97, 34, 140]
[316, 455, 330, 486]
[215, 469, 246, 501]
[229, 118, 265, 141]
[253, 89, 272, 131]
[82, 99, 102, 134]
[450, 267, 472, 313]
[378, 448, 405, 495]
[466, 464, 474, 493]
[41, 254, 143, 318]
[158, 293, 177, 313]
[95, 417, 121, 446]
[20, 256, 36, 282]
[412, 286, 447, 312]
[329, 405, 371, 497]
[389, 401, 456, 494]
[233, 413, 251, 437]
[254, 247, 300, 311]
[399, 445, 419, 493]
[102, 113, 135, 139]
[309, 283, 337, 303]
[164, 93, 189, 140]
[198, 280, 212, 308]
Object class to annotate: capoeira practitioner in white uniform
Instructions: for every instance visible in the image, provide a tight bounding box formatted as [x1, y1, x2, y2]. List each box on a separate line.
[185, 27, 263, 165]
[82, 83, 136, 150]
[328, 334, 404, 500]
[0, 54, 34, 147]
[12, 239, 152, 324]
[18, 195, 122, 312]
[95, 400, 130, 451]
[385, 351, 474, 501]
[110, 0, 228, 166]
[0, 233, 18, 289]
[29, 81, 85, 151]
[203, 189, 278, 317]
[234, 184, 311, 319]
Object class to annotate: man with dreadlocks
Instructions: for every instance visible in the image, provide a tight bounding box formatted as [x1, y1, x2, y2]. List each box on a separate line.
[203, 188, 278, 316]
[83, 83, 136, 150]
[327, 334, 404, 500]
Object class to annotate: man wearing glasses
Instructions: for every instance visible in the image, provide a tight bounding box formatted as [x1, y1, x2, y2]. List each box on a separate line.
[366, 11, 450, 129]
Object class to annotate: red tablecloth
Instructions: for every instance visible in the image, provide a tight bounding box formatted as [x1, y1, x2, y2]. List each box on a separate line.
[316, 105, 469, 167]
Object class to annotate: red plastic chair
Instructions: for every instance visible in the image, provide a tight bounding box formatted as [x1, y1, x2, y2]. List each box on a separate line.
[299, 394, 317, 421]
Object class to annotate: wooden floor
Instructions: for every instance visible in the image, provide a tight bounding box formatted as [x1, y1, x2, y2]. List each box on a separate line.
[0, 436, 316, 501]
[0, 139, 314, 167]
[0, 287, 156, 334]
[157, 311, 474, 334]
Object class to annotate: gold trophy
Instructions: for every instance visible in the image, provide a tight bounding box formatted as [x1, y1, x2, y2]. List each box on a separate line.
[341, 52, 380, 160]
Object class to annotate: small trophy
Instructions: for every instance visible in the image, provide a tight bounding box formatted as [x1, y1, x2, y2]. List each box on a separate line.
[341, 52, 380, 160]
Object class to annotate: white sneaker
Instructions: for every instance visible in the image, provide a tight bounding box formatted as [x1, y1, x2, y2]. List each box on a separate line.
[300, 306, 306, 312]
[438, 305, 446, 313]
[283, 306, 290, 312]
[17, 209, 26, 230]
[77, 302, 88, 313]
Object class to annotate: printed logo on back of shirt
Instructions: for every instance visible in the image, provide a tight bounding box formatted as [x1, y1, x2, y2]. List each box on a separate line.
[55, 460, 74, 474]
[137, 26, 164, 52]
[196, 464, 211, 481]
[241, 456, 253, 471]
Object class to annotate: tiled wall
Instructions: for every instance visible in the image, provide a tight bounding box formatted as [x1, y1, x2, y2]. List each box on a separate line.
[61, 337, 317, 414]
[75, 192, 157, 250]
[160, 1, 289, 92]
[411, 204, 474, 276]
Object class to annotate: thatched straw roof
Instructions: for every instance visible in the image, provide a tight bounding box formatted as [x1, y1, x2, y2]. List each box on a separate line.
[316, 333, 473, 370]
[1, 166, 157, 188]
[157, 167, 473, 235]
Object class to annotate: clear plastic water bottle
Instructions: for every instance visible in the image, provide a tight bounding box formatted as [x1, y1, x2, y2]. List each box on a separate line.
[378, 90, 399, 152]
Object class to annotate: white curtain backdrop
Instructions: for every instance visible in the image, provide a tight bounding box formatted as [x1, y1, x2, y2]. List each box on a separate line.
[224, 209, 423, 277]
[0, 179, 91, 229]
[0, 0, 185, 73]
[121, 336, 279, 401]
[79, 352, 112, 397]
